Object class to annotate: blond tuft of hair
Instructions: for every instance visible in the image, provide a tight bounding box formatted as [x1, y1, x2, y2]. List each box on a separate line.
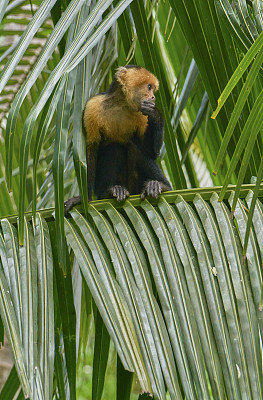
[115, 66, 159, 91]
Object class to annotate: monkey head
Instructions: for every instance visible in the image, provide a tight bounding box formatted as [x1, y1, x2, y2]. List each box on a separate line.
[115, 65, 159, 112]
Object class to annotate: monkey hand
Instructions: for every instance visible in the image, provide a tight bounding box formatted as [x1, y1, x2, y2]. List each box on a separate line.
[107, 185, 130, 202]
[140, 99, 156, 117]
[64, 195, 81, 215]
[141, 180, 170, 200]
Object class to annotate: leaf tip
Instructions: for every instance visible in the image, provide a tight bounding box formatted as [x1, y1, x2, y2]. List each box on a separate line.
[211, 98, 221, 119]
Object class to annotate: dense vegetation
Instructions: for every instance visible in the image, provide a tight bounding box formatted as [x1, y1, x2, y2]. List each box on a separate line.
[0, 1, 262, 399]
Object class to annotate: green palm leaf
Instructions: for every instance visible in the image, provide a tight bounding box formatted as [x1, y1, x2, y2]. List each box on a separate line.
[0, 188, 262, 399]
[0, 214, 54, 399]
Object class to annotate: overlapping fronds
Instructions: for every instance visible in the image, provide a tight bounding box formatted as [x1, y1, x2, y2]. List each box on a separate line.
[1, 188, 263, 399]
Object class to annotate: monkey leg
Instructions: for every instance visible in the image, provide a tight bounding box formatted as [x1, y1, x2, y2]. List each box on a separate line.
[94, 142, 129, 201]
[64, 195, 81, 215]
[87, 143, 98, 202]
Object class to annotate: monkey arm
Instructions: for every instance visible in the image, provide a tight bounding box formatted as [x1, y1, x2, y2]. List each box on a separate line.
[137, 153, 172, 199]
[138, 155, 172, 187]
[136, 102, 172, 199]
[140, 101, 164, 160]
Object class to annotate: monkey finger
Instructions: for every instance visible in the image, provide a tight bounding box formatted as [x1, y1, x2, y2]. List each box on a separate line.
[117, 187, 130, 201]
[141, 107, 155, 116]
[141, 100, 155, 115]
[141, 101, 155, 110]
[109, 185, 130, 202]
[142, 100, 155, 108]
[141, 180, 164, 200]
[149, 180, 162, 198]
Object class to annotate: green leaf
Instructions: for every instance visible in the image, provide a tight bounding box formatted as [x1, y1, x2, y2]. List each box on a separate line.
[193, 194, 247, 398]
[210, 192, 263, 399]
[103, 204, 166, 399]
[32, 80, 66, 220]
[245, 188, 263, 261]
[211, 30, 263, 119]
[215, 0, 252, 51]
[0, 0, 9, 24]
[0, 366, 20, 400]
[1, 219, 22, 336]
[53, 65, 76, 271]
[123, 201, 183, 400]
[34, 214, 54, 400]
[218, 88, 263, 202]
[64, 216, 138, 373]
[0, 0, 57, 94]
[19, 218, 38, 387]
[54, 284, 67, 400]
[253, 0, 263, 32]
[158, 197, 210, 398]
[0, 314, 3, 345]
[116, 355, 133, 400]
[84, 205, 154, 395]
[92, 307, 110, 400]
[72, 59, 88, 215]
[235, 0, 259, 41]
[50, 219, 76, 400]
[175, 195, 225, 399]
[141, 199, 202, 399]
[0, 223, 30, 397]
[212, 40, 263, 175]
[181, 92, 209, 165]
[228, 192, 262, 317]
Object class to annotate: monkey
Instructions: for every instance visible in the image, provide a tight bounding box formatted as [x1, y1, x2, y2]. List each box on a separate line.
[64, 65, 172, 213]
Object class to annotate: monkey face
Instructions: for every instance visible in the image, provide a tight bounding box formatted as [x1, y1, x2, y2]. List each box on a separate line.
[132, 83, 157, 112]
[115, 66, 159, 111]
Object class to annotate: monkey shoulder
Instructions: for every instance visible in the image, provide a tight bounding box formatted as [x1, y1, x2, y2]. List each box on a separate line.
[84, 94, 149, 144]
[83, 95, 104, 145]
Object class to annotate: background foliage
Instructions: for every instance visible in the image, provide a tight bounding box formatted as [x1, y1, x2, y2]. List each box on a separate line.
[0, 0, 262, 399]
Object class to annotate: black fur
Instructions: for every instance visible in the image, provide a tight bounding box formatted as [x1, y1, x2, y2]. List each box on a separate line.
[64, 67, 172, 213]
[93, 103, 171, 201]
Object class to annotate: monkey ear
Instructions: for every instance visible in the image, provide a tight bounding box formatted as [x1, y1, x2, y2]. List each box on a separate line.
[115, 67, 135, 107]
[115, 67, 127, 86]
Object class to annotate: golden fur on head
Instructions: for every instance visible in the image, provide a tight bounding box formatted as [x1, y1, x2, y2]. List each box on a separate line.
[115, 66, 159, 107]
[116, 66, 159, 89]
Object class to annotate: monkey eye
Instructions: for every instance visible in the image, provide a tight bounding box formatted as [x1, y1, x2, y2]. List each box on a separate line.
[147, 84, 152, 90]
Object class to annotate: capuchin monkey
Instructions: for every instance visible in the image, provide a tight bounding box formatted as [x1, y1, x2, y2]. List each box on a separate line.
[64, 65, 172, 213]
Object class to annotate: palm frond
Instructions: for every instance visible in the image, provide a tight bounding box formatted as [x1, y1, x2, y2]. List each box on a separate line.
[1, 187, 263, 399]
[0, 214, 54, 399]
